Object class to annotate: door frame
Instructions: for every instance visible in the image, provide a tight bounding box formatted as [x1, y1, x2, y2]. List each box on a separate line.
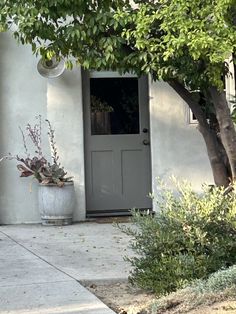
[82, 70, 153, 216]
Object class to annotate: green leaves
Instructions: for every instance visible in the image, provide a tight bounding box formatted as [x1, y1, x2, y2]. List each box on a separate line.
[119, 179, 236, 295]
[1, 0, 236, 89]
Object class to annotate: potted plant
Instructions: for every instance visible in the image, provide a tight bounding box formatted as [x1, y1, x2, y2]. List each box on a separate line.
[0, 116, 75, 226]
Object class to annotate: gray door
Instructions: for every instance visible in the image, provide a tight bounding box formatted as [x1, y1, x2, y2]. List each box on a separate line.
[83, 71, 152, 214]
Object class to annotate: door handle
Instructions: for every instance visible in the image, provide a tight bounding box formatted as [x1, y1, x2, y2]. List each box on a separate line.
[143, 139, 150, 146]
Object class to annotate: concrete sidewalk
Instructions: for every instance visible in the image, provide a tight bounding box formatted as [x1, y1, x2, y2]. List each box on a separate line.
[0, 222, 132, 314]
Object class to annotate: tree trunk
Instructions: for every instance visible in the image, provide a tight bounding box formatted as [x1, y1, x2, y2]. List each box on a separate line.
[210, 86, 236, 180]
[169, 80, 229, 187]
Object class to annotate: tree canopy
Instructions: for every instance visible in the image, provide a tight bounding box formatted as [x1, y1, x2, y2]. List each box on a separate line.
[1, 0, 236, 88]
[1, 0, 236, 186]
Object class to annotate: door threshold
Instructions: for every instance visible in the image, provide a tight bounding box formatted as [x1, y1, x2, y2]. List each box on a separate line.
[86, 210, 131, 218]
[86, 209, 154, 218]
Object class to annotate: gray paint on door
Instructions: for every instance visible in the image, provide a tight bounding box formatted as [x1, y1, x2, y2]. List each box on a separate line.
[83, 71, 152, 213]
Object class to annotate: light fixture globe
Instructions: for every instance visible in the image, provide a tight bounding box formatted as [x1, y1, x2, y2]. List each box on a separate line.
[37, 57, 65, 78]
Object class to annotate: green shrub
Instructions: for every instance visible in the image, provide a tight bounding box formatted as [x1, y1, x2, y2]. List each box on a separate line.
[120, 179, 236, 295]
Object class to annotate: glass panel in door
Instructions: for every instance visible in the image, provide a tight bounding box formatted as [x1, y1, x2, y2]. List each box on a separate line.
[90, 78, 140, 135]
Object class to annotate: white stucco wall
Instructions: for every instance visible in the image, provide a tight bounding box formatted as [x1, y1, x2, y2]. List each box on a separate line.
[0, 33, 85, 224]
[0, 33, 214, 224]
[46, 68, 86, 222]
[149, 80, 214, 211]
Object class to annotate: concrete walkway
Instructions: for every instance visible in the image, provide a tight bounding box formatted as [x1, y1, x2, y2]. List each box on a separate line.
[0, 222, 132, 314]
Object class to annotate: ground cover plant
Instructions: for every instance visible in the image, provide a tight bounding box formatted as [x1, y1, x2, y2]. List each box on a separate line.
[151, 265, 236, 313]
[119, 179, 236, 295]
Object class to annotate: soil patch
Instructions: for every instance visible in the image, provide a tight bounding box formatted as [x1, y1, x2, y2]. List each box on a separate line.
[188, 301, 236, 314]
[84, 280, 155, 314]
[84, 280, 236, 314]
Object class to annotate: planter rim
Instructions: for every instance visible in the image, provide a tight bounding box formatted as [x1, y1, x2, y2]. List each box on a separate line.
[39, 181, 74, 187]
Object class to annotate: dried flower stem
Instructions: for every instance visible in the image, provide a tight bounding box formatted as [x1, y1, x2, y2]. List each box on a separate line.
[0, 116, 72, 186]
[19, 126, 29, 157]
[45, 119, 59, 165]
[26, 115, 43, 157]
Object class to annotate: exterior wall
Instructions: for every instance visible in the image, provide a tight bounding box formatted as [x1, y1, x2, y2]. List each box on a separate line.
[149, 80, 213, 211]
[0, 33, 214, 224]
[0, 33, 86, 224]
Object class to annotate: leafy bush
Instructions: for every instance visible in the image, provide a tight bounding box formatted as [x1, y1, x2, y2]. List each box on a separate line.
[120, 179, 236, 295]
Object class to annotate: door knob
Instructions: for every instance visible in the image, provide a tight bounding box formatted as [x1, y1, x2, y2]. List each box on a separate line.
[143, 139, 150, 146]
[143, 128, 148, 133]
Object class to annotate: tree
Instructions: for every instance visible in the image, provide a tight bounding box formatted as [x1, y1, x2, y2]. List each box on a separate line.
[1, 0, 236, 186]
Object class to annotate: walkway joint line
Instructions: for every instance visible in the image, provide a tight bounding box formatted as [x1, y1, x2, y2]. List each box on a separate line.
[0, 230, 81, 283]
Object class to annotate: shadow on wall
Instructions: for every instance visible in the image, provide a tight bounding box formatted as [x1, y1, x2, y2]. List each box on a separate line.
[46, 68, 86, 221]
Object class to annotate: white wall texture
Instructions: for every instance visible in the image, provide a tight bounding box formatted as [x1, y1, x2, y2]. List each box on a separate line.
[149, 80, 214, 211]
[0, 33, 86, 224]
[0, 33, 213, 224]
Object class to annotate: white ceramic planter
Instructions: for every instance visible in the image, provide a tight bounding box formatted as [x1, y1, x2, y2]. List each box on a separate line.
[38, 182, 75, 226]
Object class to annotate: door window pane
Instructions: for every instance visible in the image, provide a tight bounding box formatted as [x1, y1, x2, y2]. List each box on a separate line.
[90, 78, 139, 135]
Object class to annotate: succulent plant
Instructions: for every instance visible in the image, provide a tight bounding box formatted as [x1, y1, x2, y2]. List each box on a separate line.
[0, 116, 73, 187]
